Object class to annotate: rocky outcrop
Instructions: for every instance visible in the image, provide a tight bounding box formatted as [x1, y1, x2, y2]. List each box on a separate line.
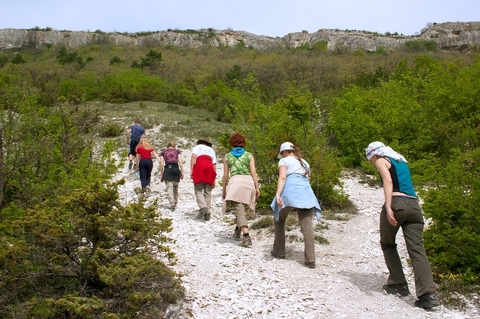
[1, 21, 479, 52]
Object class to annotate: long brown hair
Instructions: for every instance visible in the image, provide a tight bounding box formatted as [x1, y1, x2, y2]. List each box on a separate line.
[283, 144, 308, 176]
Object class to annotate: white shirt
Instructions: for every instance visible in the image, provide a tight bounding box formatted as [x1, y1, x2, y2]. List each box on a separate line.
[192, 144, 217, 164]
[278, 156, 310, 176]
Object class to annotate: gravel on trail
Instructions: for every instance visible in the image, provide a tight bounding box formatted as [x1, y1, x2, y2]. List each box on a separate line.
[116, 149, 479, 319]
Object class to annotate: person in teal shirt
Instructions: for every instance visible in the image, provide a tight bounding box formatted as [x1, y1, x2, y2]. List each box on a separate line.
[366, 141, 439, 309]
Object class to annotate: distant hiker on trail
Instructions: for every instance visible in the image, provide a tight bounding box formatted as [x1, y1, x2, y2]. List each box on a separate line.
[221, 133, 260, 248]
[270, 142, 322, 269]
[365, 141, 440, 309]
[190, 138, 217, 221]
[135, 136, 161, 194]
[126, 119, 145, 170]
[159, 141, 184, 210]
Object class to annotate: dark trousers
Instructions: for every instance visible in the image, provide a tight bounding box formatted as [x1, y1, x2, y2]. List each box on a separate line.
[272, 207, 315, 264]
[129, 138, 140, 157]
[380, 197, 436, 297]
[139, 158, 153, 189]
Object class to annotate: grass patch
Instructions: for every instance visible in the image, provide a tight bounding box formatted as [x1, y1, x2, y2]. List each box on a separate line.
[315, 221, 329, 231]
[251, 216, 273, 229]
[315, 234, 329, 245]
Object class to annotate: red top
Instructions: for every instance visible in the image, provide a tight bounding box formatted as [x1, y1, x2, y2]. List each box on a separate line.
[192, 155, 216, 186]
[136, 146, 154, 159]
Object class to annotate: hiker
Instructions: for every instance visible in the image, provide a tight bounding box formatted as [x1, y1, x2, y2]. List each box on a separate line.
[159, 141, 184, 210]
[126, 119, 145, 170]
[222, 133, 260, 248]
[190, 138, 217, 221]
[270, 142, 322, 269]
[365, 141, 440, 309]
[135, 136, 161, 193]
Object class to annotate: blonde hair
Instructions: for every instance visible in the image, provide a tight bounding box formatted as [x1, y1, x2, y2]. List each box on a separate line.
[136, 135, 153, 151]
[167, 141, 176, 148]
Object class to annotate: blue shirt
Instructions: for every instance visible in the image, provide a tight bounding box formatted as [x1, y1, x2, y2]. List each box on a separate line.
[130, 124, 145, 139]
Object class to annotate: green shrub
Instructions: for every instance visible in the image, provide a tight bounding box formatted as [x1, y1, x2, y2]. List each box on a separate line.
[422, 148, 480, 282]
[0, 180, 184, 318]
[98, 122, 124, 137]
[250, 216, 273, 229]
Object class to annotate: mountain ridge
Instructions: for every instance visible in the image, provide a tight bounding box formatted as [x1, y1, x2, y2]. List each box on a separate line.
[1, 21, 479, 52]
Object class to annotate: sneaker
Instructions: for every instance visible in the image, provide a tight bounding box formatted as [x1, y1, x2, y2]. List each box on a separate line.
[233, 227, 241, 240]
[305, 262, 316, 269]
[270, 250, 286, 259]
[196, 207, 207, 219]
[128, 161, 133, 170]
[239, 236, 252, 247]
[383, 284, 411, 297]
[204, 213, 211, 221]
[415, 293, 440, 309]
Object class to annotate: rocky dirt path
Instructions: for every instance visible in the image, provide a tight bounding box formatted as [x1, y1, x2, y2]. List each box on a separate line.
[116, 150, 478, 319]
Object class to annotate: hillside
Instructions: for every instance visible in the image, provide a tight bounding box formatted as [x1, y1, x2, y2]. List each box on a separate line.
[98, 102, 480, 318]
[1, 21, 480, 52]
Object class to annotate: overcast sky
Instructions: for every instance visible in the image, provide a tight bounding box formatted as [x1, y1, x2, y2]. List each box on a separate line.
[1, 0, 478, 37]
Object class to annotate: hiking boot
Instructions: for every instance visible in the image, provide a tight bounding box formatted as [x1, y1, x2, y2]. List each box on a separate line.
[196, 207, 207, 219]
[270, 250, 286, 259]
[204, 213, 211, 221]
[128, 160, 133, 170]
[239, 236, 252, 247]
[305, 262, 316, 269]
[146, 186, 151, 194]
[383, 284, 411, 297]
[415, 293, 440, 309]
[233, 226, 241, 240]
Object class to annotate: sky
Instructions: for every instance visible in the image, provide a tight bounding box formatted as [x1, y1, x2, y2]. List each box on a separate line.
[1, 0, 479, 37]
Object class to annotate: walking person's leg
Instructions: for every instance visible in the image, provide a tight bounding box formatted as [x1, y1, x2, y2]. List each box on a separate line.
[298, 208, 315, 267]
[173, 181, 179, 206]
[203, 183, 213, 220]
[400, 199, 436, 298]
[139, 160, 148, 189]
[272, 206, 294, 258]
[380, 198, 412, 297]
[380, 203, 406, 285]
[194, 182, 207, 218]
[145, 159, 153, 190]
[232, 201, 251, 247]
[165, 181, 175, 208]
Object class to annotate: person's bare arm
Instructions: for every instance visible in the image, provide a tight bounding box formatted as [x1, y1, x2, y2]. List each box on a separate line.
[178, 153, 184, 179]
[190, 154, 197, 179]
[158, 154, 165, 175]
[222, 158, 229, 200]
[249, 156, 260, 198]
[275, 165, 287, 207]
[375, 158, 397, 226]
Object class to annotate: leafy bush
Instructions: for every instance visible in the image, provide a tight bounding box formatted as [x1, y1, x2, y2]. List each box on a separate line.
[0, 179, 184, 318]
[98, 122, 124, 137]
[422, 148, 480, 283]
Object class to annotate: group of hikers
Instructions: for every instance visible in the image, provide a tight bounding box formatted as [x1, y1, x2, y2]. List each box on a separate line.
[125, 119, 440, 310]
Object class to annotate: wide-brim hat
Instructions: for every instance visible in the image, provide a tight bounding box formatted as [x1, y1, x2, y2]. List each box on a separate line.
[197, 139, 212, 148]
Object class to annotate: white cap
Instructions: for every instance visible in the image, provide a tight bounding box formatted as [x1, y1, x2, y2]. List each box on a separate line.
[278, 142, 295, 158]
